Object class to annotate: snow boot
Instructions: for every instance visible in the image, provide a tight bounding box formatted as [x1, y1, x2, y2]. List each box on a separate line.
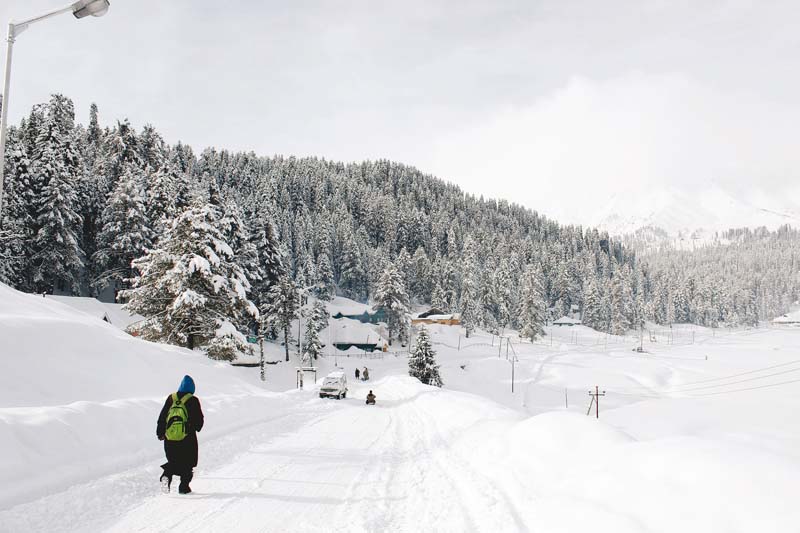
[178, 470, 193, 494]
[160, 474, 171, 494]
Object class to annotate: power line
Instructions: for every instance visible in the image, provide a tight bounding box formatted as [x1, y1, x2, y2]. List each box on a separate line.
[687, 377, 800, 397]
[672, 367, 800, 393]
[615, 358, 800, 393]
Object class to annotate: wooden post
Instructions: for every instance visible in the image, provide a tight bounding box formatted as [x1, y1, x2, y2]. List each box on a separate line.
[588, 386, 606, 418]
[595, 385, 600, 418]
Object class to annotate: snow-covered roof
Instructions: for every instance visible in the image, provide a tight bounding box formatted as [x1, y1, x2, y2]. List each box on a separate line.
[553, 316, 582, 325]
[414, 313, 459, 321]
[773, 310, 800, 323]
[325, 371, 345, 379]
[46, 295, 144, 330]
[326, 318, 386, 344]
[327, 297, 371, 316]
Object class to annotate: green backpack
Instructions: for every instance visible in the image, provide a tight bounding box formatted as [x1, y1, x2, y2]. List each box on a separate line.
[165, 392, 193, 442]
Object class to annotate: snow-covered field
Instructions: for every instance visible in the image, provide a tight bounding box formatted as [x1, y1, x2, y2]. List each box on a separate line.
[2, 283, 800, 532]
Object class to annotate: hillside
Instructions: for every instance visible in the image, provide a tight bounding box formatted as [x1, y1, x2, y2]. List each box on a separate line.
[1, 94, 799, 359]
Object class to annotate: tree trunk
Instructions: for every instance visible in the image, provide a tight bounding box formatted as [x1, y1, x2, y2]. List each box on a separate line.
[260, 338, 265, 381]
[284, 326, 290, 361]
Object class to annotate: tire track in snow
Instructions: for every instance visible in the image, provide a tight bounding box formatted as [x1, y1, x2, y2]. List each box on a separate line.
[404, 395, 528, 532]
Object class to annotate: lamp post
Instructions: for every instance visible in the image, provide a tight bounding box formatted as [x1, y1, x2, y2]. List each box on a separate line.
[0, 0, 110, 225]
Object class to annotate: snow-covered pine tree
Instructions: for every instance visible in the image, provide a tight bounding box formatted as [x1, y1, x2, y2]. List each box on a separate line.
[146, 161, 179, 239]
[94, 163, 152, 295]
[581, 277, 605, 331]
[609, 269, 630, 335]
[302, 300, 328, 363]
[262, 274, 299, 361]
[315, 251, 334, 301]
[480, 260, 502, 334]
[0, 131, 33, 288]
[251, 212, 285, 302]
[76, 103, 106, 289]
[519, 264, 547, 341]
[219, 199, 262, 297]
[302, 318, 323, 365]
[30, 95, 84, 294]
[408, 327, 443, 387]
[120, 202, 257, 360]
[310, 298, 329, 332]
[338, 229, 366, 301]
[373, 264, 410, 345]
[137, 124, 166, 171]
[410, 245, 431, 303]
[105, 119, 140, 187]
[395, 247, 412, 297]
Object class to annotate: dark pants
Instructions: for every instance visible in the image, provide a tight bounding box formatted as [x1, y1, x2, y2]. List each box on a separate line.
[161, 461, 193, 489]
[162, 434, 198, 490]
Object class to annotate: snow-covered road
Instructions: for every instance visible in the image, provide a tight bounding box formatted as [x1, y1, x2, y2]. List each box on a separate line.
[105, 376, 523, 533]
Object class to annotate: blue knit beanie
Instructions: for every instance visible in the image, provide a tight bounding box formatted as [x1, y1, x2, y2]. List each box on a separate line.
[178, 375, 195, 394]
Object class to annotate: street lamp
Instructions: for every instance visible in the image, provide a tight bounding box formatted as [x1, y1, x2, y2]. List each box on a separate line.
[0, 0, 110, 225]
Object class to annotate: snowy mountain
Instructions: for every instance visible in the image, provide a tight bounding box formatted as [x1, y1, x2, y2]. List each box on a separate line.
[593, 182, 800, 243]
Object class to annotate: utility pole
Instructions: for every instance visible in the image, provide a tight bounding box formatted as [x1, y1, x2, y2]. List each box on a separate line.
[640, 321, 644, 352]
[587, 386, 606, 419]
[564, 388, 568, 409]
[510, 355, 518, 393]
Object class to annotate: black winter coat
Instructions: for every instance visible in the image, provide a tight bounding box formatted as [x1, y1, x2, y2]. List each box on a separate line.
[157, 392, 204, 469]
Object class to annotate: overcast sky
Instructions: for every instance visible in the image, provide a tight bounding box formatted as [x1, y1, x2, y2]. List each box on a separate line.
[2, 0, 799, 225]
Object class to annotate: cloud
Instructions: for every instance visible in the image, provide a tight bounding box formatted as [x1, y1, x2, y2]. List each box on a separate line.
[428, 72, 800, 225]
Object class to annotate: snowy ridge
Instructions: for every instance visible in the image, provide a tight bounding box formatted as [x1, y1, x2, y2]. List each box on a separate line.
[594, 182, 800, 241]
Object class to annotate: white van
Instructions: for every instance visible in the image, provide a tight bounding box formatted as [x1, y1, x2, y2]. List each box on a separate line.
[319, 371, 348, 399]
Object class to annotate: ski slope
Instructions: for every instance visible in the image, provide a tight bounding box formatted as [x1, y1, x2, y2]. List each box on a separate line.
[3, 284, 800, 532]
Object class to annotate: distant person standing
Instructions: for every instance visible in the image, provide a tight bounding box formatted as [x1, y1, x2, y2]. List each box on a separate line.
[355, 368, 360, 381]
[362, 367, 369, 381]
[157, 375, 204, 494]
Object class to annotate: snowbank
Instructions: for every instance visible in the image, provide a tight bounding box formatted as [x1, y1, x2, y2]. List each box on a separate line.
[0, 283, 283, 509]
[495, 411, 800, 532]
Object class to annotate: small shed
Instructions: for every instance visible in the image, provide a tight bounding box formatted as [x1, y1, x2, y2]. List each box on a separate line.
[331, 308, 387, 325]
[553, 316, 582, 327]
[333, 342, 380, 352]
[412, 312, 461, 326]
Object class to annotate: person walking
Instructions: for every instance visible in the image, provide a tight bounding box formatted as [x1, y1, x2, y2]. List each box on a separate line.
[355, 368, 360, 381]
[157, 375, 204, 494]
[362, 367, 369, 381]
